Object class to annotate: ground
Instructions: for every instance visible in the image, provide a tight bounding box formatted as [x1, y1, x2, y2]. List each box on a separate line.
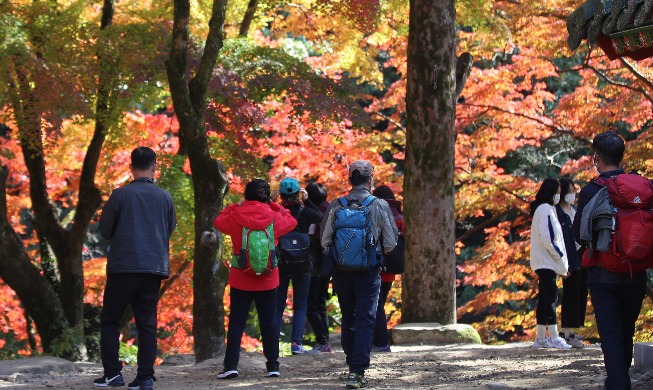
[1, 341, 652, 389]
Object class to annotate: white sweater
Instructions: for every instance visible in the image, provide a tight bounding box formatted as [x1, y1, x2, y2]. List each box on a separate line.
[530, 203, 568, 276]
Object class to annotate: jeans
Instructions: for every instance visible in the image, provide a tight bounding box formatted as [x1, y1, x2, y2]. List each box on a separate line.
[332, 267, 381, 374]
[224, 287, 278, 370]
[100, 273, 161, 380]
[372, 281, 393, 347]
[276, 272, 311, 344]
[307, 275, 331, 345]
[535, 269, 558, 325]
[590, 280, 646, 390]
[561, 268, 589, 328]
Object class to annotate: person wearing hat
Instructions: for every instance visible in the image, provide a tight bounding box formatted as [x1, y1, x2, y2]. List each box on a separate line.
[320, 160, 398, 389]
[275, 177, 324, 355]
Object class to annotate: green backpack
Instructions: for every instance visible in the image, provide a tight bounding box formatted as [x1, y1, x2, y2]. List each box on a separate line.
[231, 222, 276, 275]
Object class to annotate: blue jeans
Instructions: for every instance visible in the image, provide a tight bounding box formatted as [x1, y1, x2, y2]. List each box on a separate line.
[333, 268, 381, 374]
[224, 287, 278, 370]
[276, 272, 311, 344]
[590, 281, 646, 390]
[372, 281, 393, 347]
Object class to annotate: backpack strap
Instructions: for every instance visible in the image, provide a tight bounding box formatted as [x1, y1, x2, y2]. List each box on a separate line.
[337, 197, 349, 207]
[361, 195, 377, 207]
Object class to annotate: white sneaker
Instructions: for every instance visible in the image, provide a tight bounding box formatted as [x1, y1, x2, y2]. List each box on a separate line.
[532, 338, 552, 348]
[549, 336, 573, 349]
[565, 335, 585, 348]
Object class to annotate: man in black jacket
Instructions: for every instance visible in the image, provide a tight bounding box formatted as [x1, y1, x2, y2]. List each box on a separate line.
[572, 131, 647, 390]
[94, 147, 176, 390]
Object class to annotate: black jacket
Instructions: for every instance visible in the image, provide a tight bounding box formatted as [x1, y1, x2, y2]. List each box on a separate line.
[99, 177, 177, 278]
[555, 204, 580, 271]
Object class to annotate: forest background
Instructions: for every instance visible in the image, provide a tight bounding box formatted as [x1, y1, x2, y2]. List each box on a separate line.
[0, 0, 652, 362]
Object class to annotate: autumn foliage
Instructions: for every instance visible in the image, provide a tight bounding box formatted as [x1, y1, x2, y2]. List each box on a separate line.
[1, 0, 652, 360]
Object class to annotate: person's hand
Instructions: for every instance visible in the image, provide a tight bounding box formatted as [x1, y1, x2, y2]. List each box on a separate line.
[299, 188, 308, 202]
[271, 190, 280, 202]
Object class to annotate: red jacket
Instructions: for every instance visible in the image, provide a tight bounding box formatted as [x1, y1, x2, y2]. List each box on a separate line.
[214, 200, 297, 291]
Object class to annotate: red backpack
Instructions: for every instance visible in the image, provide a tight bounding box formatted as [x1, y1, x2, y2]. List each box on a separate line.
[583, 173, 653, 274]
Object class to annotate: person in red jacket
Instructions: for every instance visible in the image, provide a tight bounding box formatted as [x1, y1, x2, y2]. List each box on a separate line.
[213, 178, 297, 380]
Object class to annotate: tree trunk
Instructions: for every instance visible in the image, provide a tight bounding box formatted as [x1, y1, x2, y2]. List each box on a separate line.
[0, 0, 115, 358]
[167, 0, 230, 363]
[239, 0, 259, 37]
[0, 166, 69, 353]
[402, 0, 457, 324]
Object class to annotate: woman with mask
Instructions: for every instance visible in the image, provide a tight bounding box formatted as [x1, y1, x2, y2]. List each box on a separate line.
[555, 178, 587, 348]
[530, 178, 571, 349]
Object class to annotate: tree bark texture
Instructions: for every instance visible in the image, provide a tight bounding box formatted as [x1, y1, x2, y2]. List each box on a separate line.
[402, 0, 457, 324]
[0, 1, 114, 358]
[0, 166, 68, 353]
[167, 0, 230, 363]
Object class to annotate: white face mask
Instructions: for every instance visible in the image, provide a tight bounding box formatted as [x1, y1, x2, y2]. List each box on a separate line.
[564, 193, 576, 204]
[553, 194, 561, 205]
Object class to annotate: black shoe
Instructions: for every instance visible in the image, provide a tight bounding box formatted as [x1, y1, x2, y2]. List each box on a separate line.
[266, 361, 280, 377]
[127, 378, 154, 390]
[93, 373, 125, 387]
[217, 369, 239, 379]
[345, 372, 368, 389]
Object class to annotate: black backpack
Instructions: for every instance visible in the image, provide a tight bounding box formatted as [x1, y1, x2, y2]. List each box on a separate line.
[382, 233, 405, 274]
[277, 208, 313, 275]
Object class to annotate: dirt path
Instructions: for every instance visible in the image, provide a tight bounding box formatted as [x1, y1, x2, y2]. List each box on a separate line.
[1, 343, 652, 389]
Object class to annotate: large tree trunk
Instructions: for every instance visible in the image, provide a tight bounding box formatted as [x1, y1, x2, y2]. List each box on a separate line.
[0, 0, 114, 358]
[167, 0, 230, 363]
[402, 0, 457, 324]
[0, 166, 69, 353]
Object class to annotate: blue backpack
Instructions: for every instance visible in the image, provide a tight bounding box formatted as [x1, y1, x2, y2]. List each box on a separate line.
[329, 196, 381, 271]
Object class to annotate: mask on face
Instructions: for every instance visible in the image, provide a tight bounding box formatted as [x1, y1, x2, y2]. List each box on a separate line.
[564, 193, 576, 204]
[553, 194, 561, 205]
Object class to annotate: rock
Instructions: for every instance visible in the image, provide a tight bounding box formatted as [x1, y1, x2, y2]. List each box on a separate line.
[161, 354, 195, 366]
[634, 342, 653, 369]
[0, 373, 28, 383]
[391, 323, 482, 345]
[0, 357, 75, 376]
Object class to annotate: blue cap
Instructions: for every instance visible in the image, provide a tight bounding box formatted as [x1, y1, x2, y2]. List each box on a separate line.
[279, 178, 300, 195]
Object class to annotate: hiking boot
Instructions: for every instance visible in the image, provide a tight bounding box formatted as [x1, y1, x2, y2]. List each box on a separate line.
[93, 373, 125, 387]
[532, 337, 552, 349]
[345, 372, 368, 389]
[549, 336, 573, 349]
[217, 369, 239, 379]
[308, 343, 333, 353]
[371, 344, 391, 353]
[291, 342, 306, 355]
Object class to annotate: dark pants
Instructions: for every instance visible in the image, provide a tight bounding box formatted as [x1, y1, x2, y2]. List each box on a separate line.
[276, 272, 311, 344]
[535, 269, 558, 325]
[332, 268, 381, 374]
[100, 273, 161, 380]
[561, 268, 589, 328]
[590, 281, 646, 390]
[307, 275, 331, 345]
[224, 287, 278, 371]
[372, 281, 393, 347]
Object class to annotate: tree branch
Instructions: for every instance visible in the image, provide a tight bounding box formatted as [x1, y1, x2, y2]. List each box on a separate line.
[585, 63, 653, 106]
[456, 209, 514, 243]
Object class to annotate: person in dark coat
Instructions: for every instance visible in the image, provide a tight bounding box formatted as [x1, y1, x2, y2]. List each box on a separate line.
[94, 147, 177, 390]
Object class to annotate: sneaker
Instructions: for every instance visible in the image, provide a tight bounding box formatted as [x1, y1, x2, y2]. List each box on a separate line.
[532, 337, 552, 349]
[307, 343, 333, 353]
[128, 378, 154, 390]
[565, 335, 585, 348]
[345, 372, 368, 389]
[266, 361, 280, 377]
[371, 344, 391, 353]
[217, 369, 239, 379]
[291, 342, 306, 355]
[93, 373, 125, 387]
[549, 336, 573, 349]
[267, 370, 281, 377]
